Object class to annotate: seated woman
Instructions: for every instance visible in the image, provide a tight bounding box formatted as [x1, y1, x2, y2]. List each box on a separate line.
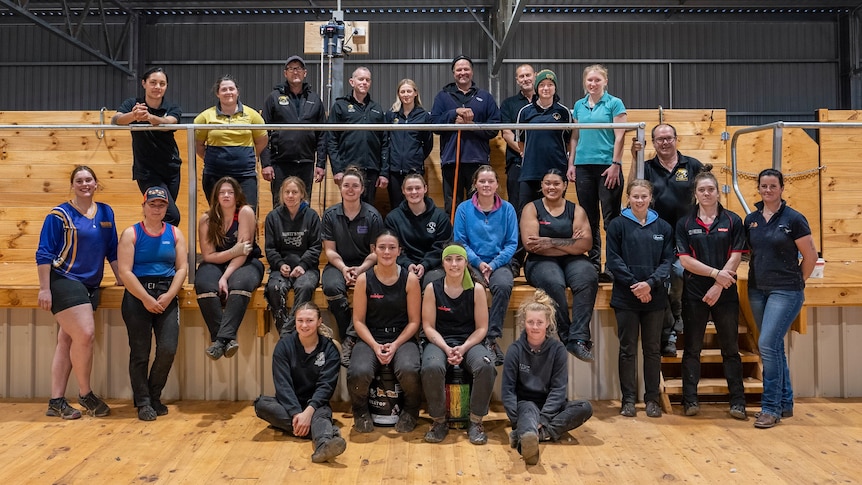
[421, 244, 496, 445]
[606, 180, 674, 418]
[453, 164, 518, 366]
[253, 302, 346, 463]
[384, 173, 452, 286]
[195, 177, 264, 359]
[347, 230, 422, 434]
[118, 187, 188, 421]
[520, 169, 598, 363]
[503, 289, 593, 465]
[264, 177, 321, 335]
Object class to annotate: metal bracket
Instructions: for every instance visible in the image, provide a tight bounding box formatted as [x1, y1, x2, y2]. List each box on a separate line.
[97, 107, 107, 139]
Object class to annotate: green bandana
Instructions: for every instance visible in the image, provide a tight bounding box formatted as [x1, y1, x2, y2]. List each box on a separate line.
[441, 245, 474, 290]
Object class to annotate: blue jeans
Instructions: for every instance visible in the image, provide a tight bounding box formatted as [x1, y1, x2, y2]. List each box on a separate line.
[254, 396, 341, 448]
[748, 288, 803, 418]
[574, 165, 623, 268]
[513, 400, 593, 442]
[525, 256, 598, 344]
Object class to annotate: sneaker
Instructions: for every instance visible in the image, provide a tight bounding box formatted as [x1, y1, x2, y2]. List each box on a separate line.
[519, 431, 540, 465]
[538, 426, 552, 442]
[395, 412, 417, 433]
[620, 402, 636, 417]
[205, 340, 225, 360]
[567, 340, 594, 363]
[152, 400, 169, 416]
[646, 401, 662, 418]
[424, 420, 449, 443]
[754, 412, 780, 429]
[598, 271, 614, 284]
[46, 397, 81, 420]
[755, 409, 792, 419]
[468, 421, 487, 445]
[137, 405, 157, 421]
[486, 338, 504, 367]
[661, 340, 677, 357]
[340, 336, 356, 368]
[311, 436, 347, 463]
[684, 402, 700, 416]
[78, 391, 110, 417]
[353, 411, 374, 433]
[729, 404, 748, 421]
[223, 339, 239, 358]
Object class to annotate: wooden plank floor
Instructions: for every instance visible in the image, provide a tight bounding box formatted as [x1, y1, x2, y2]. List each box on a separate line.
[0, 399, 859, 484]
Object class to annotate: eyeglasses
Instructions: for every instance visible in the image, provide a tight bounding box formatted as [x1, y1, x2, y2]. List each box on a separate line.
[653, 137, 676, 144]
[285, 67, 305, 72]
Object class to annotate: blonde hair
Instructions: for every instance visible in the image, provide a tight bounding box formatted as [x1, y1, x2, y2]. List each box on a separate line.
[582, 64, 609, 94]
[293, 302, 334, 339]
[391, 78, 423, 112]
[515, 289, 558, 338]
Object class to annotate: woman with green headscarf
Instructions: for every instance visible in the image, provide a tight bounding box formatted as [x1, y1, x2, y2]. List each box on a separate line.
[420, 244, 496, 446]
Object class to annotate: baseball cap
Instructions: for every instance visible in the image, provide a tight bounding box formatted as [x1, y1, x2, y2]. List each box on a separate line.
[144, 186, 169, 203]
[284, 55, 306, 69]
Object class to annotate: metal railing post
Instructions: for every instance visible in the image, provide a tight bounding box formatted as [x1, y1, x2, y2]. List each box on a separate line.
[186, 126, 198, 284]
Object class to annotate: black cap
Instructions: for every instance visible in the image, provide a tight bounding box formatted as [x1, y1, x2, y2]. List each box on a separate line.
[144, 186, 168, 203]
[451, 55, 473, 70]
[284, 55, 306, 69]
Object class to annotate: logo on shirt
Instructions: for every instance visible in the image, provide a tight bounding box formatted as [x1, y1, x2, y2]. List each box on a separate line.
[552, 112, 561, 121]
[675, 168, 689, 182]
[278, 96, 289, 106]
[718, 228, 729, 232]
[519, 363, 531, 373]
[392, 118, 400, 124]
[748, 222, 759, 229]
[538, 220, 551, 225]
[100, 221, 113, 228]
[370, 293, 384, 299]
[426, 221, 437, 234]
[347, 104, 356, 113]
[476, 97, 484, 102]
[437, 305, 452, 313]
[688, 228, 705, 236]
[314, 352, 325, 367]
[161, 240, 171, 245]
[357, 225, 368, 234]
[653, 234, 665, 241]
[281, 231, 303, 247]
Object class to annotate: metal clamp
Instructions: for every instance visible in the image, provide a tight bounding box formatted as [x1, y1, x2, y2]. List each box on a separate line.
[97, 107, 107, 139]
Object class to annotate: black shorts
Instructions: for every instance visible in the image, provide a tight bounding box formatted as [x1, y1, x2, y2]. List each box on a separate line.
[49, 271, 100, 314]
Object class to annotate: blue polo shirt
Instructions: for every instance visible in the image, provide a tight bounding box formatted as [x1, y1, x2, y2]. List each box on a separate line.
[572, 92, 626, 166]
[516, 98, 572, 182]
[744, 200, 811, 291]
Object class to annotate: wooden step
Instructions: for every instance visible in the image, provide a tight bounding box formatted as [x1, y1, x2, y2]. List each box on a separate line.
[663, 377, 763, 395]
[661, 349, 760, 364]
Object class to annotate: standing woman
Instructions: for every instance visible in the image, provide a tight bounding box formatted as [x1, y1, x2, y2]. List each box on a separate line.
[421, 244, 496, 445]
[452, 165, 519, 366]
[567, 64, 627, 280]
[520, 169, 598, 362]
[502, 290, 593, 465]
[112, 67, 183, 226]
[745, 169, 817, 429]
[118, 187, 188, 421]
[36, 166, 121, 419]
[385, 79, 433, 207]
[384, 173, 452, 286]
[320, 166, 384, 363]
[195, 177, 264, 360]
[264, 177, 321, 335]
[194, 75, 268, 211]
[347, 230, 423, 434]
[676, 166, 748, 420]
[605, 180, 673, 418]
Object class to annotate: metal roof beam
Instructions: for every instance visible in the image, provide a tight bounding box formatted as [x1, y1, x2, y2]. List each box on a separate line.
[491, 0, 524, 76]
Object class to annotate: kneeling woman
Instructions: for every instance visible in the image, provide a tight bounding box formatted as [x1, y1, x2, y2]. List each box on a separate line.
[421, 244, 496, 445]
[254, 302, 346, 463]
[503, 289, 593, 465]
[118, 187, 188, 421]
[195, 177, 264, 359]
[347, 230, 422, 433]
[606, 180, 674, 418]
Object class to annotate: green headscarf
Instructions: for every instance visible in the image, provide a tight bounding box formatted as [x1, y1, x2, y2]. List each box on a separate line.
[441, 244, 474, 290]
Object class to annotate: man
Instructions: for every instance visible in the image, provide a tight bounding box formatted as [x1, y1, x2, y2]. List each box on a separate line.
[260, 55, 327, 207]
[431, 55, 501, 216]
[327, 66, 388, 204]
[499, 64, 535, 213]
[630, 123, 704, 356]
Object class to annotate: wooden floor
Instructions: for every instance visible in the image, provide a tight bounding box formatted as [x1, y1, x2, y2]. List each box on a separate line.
[0, 399, 860, 484]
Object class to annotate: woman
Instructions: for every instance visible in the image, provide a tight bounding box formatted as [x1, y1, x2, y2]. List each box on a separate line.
[253, 302, 346, 463]
[452, 165, 518, 366]
[112, 67, 183, 226]
[385, 79, 433, 207]
[195, 177, 264, 360]
[502, 289, 593, 465]
[264, 177, 321, 335]
[421, 244, 496, 445]
[384, 173, 452, 286]
[320, 166, 384, 365]
[676, 166, 748, 420]
[515, 69, 574, 212]
[745, 168, 817, 429]
[567, 64, 627, 280]
[194, 75, 268, 211]
[520, 169, 598, 362]
[118, 187, 188, 421]
[605, 180, 673, 418]
[36, 166, 121, 419]
[347, 230, 422, 434]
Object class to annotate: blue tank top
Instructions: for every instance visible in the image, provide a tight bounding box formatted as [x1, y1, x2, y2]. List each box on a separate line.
[132, 222, 177, 278]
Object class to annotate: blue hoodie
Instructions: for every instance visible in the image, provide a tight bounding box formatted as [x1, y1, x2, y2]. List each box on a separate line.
[453, 193, 518, 270]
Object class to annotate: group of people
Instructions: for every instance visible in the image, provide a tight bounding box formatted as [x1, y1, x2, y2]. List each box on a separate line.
[34, 55, 817, 466]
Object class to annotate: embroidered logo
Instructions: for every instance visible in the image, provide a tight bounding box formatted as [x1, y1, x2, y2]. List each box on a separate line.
[370, 293, 385, 299]
[347, 104, 355, 113]
[675, 168, 689, 182]
[552, 112, 561, 121]
[314, 352, 325, 367]
[278, 95, 289, 106]
[653, 234, 664, 241]
[437, 305, 452, 313]
[426, 221, 437, 234]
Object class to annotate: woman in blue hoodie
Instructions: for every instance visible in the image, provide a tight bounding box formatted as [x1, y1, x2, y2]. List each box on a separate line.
[453, 165, 519, 366]
[385, 79, 433, 208]
[263, 177, 322, 335]
[502, 289, 593, 466]
[606, 179, 674, 418]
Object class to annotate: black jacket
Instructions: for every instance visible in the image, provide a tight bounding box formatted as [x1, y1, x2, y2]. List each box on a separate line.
[261, 82, 327, 169]
[273, 332, 340, 415]
[263, 201, 322, 273]
[327, 93, 388, 175]
[384, 196, 452, 271]
[385, 106, 433, 174]
[502, 331, 570, 427]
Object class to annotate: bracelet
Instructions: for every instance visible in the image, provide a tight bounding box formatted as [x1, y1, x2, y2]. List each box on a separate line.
[612, 161, 622, 166]
[710, 268, 719, 278]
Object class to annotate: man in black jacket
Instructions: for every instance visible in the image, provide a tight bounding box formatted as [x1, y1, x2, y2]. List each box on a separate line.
[261, 55, 327, 206]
